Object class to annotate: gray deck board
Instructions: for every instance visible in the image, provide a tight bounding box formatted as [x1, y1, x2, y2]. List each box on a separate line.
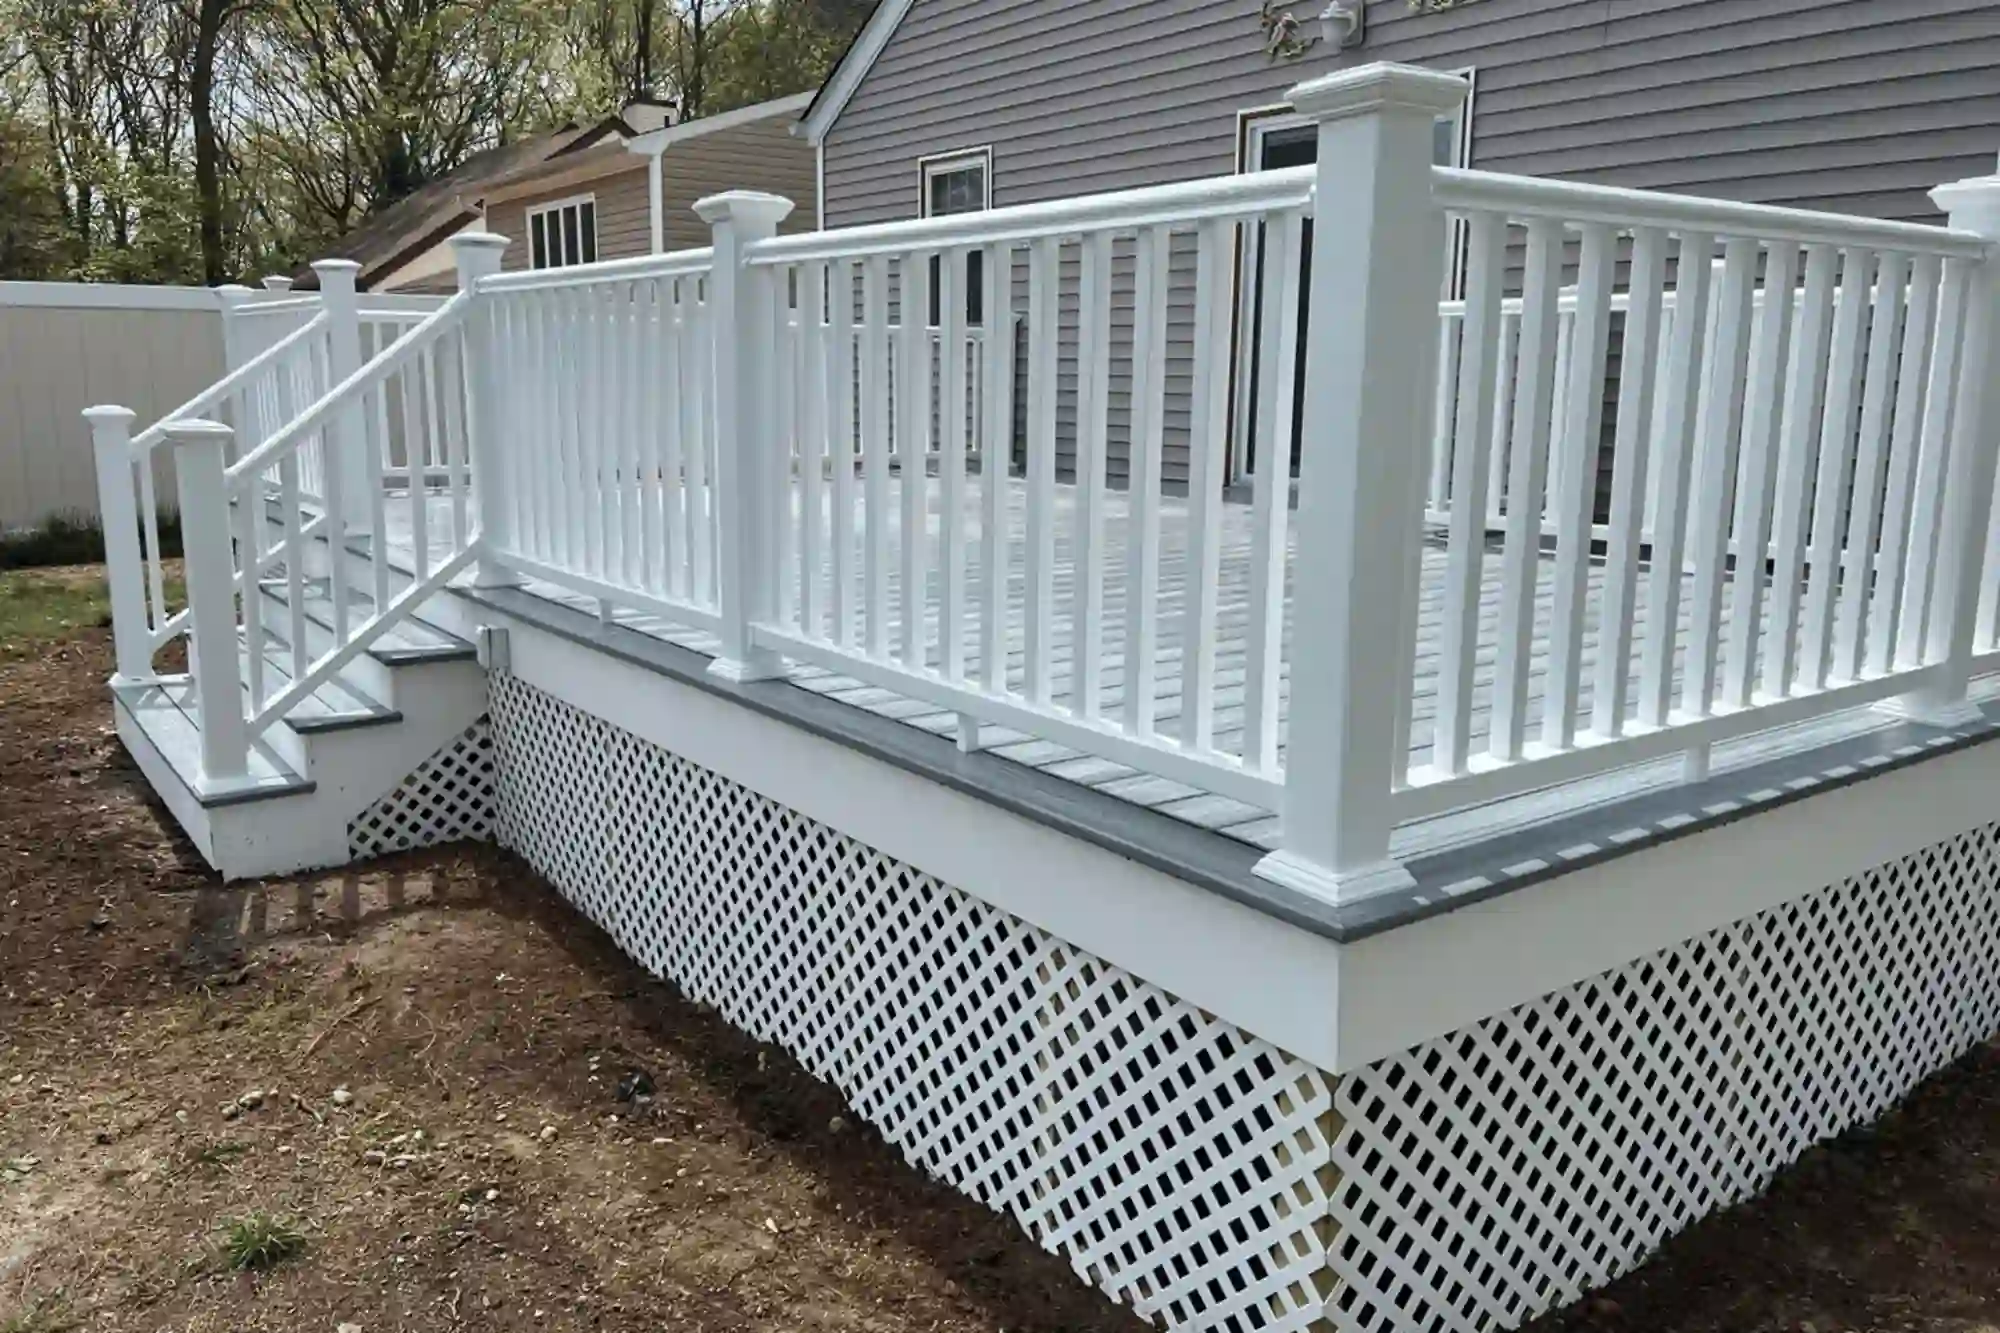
[383, 475, 1908, 855]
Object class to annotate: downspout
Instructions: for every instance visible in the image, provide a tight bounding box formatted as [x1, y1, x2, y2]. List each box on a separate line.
[649, 150, 666, 255]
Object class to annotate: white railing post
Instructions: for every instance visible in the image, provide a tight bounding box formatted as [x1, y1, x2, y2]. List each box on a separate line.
[1896, 174, 2000, 725]
[216, 283, 257, 379]
[450, 232, 519, 587]
[260, 275, 295, 294]
[696, 189, 796, 682]
[1252, 63, 1470, 904]
[312, 258, 373, 536]
[84, 405, 151, 683]
[166, 419, 251, 788]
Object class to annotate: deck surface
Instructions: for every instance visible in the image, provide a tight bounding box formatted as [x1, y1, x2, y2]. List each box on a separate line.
[382, 476, 1907, 859]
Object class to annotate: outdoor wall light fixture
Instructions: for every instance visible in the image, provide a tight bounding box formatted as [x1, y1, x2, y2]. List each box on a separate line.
[1319, 1, 1367, 48]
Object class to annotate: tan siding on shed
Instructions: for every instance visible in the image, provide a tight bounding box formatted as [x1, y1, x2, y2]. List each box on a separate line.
[481, 121, 818, 278]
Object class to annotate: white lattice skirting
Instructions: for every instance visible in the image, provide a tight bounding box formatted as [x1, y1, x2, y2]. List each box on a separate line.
[347, 721, 499, 860]
[487, 675, 2000, 1333]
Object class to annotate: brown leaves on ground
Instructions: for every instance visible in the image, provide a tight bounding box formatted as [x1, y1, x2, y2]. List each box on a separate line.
[0, 609, 1143, 1332]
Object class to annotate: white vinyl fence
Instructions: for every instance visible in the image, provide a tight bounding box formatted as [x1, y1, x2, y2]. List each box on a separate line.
[0, 283, 226, 532]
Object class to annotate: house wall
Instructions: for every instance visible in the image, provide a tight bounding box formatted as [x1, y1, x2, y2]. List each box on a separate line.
[819, 0, 2000, 485]
[484, 121, 820, 278]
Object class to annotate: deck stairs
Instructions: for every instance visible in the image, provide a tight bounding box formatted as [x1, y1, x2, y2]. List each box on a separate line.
[112, 524, 492, 881]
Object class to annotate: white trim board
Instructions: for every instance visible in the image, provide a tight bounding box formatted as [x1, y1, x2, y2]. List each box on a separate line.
[480, 601, 1351, 1072]
[628, 90, 815, 158]
[800, 0, 916, 146]
[1336, 728, 2000, 1068]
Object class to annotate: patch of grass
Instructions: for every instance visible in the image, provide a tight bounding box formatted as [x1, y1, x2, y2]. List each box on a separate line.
[0, 1291, 76, 1333]
[0, 566, 184, 659]
[0, 510, 182, 572]
[219, 1213, 308, 1272]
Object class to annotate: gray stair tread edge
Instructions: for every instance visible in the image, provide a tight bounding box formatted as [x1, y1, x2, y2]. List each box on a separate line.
[112, 679, 317, 809]
[256, 579, 476, 664]
[239, 628, 404, 735]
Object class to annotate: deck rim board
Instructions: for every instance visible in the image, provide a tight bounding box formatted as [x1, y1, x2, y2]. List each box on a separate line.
[454, 579, 2000, 947]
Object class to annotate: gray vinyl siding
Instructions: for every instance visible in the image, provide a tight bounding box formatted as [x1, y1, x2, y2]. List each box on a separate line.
[822, 0, 2000, 483]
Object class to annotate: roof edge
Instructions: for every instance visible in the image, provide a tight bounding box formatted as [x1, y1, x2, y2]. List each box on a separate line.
[800, 0, 915, 146]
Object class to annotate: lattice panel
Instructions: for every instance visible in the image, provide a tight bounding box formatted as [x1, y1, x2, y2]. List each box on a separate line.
[347, 720, 498, 860]
[488, 676, 1340, 1333]
[1329, 823, 2000, 1333]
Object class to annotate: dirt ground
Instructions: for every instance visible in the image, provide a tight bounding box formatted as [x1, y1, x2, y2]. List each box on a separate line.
[6, 569, 2000, 1333]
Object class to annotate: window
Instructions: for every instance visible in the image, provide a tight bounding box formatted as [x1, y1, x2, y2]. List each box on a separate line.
[919, 148, 991, 326]
[1231, 73, 1476, 477]
[527, 195, 598, 270]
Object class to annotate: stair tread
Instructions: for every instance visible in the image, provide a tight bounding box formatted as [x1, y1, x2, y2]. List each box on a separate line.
[259, 580, 475, 662]
[238, 629, 402, 733]
[112, 678, 313, 806]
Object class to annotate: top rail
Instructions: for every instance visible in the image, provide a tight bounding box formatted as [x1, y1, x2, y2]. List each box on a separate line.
[133, 311, 330, 453]
[226, 292, 471, 485]
[748, 166, 1318, 265]
[480, 246, 716, 295]
[1434, 166, 1989, 257]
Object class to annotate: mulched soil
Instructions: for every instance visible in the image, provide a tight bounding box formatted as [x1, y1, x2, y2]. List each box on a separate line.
[5, 582, 2000, 1332]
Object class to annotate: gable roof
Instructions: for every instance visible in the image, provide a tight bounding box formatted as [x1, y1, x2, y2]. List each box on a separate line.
[799, 0, 912, 146]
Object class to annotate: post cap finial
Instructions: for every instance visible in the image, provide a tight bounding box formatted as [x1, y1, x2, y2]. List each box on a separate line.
[261, 275, 296, 293]
[450, 231, 510, 253]
[1931, 174, 2000, 235]
[1287, 61, 1469, 122]
[82, 404, 138, 425]
[693, 190, 795, 229]
[160, 417, 235, 445]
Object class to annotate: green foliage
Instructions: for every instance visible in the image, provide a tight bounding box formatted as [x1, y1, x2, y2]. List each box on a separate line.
[0, 511, 183, 571]
[219, 1213, 309, 1271]
[0, 0, 868, 287]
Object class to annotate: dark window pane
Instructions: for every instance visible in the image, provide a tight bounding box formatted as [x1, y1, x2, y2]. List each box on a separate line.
[531, 212, 547, 269]
[580, 202, 597, 263]
[562, 208, 580, 266]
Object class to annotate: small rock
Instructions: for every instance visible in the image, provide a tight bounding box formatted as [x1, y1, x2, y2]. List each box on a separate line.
[338, 1324, 364, 1333]
[222, 1104, 243, 1122]
[827, 1115, 849, 1135]
[331, 1088, 355, 1108]
[362, 1149, 387, 1166]
[87, 914, 110, 932]
[94, 1130, 112, 1146]
[763, 1217, 779, 1235]
[616, 1070, 656, 1103]
[484, 1188, 500, 1203]
[237, 1090, 265, 1111]
[538, 1125, 558, 1143]
[389, 1155, 417, 1170]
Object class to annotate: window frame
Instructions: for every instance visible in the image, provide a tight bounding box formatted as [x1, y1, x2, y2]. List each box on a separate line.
[525, 192, 600, 271]
[916, 146, 994, 328]
[1226, 70, 1476, 481]
[917, 145, 994, 220]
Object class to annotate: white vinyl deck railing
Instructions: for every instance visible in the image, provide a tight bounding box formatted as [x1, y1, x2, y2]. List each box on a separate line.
[89, 64, 2000, 904]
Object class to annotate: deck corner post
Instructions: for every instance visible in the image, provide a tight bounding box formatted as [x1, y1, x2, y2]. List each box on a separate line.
[451, 231, 522, 589]
[311, 257, 373, 540]
[84, 404, 151, 683]
[1251, 61, 1469, 906]
[696, 189, 796, 683]
[165, 418, 251, 789]
[1896, 173, 2000, 727]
